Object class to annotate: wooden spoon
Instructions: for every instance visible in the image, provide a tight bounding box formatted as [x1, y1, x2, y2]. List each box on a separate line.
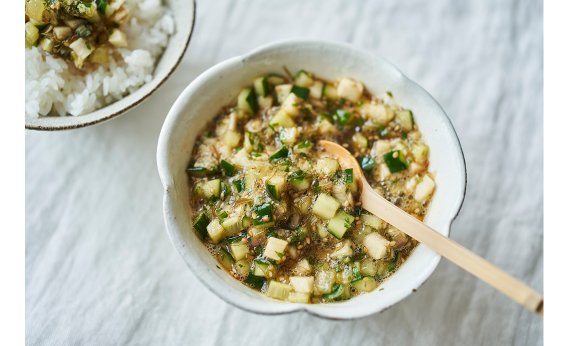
[319, 140, 543, 316]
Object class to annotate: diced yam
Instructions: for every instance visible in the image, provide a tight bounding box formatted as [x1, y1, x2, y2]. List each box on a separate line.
[360, 103, 394, 126]
[414, 175, 436, 202]
[287, 292, 311, 303]
[314, 270, 336, 295]
[282, 93, 302, 117]
[266, 281, 293, 300]
[108, 29, 128, 48]
[206, 219, 224, 244]
[364, 232, 390, 260]
[293, 258, 312, 275]
[263, 237, 288, 262]
[371, 140, 392, 158]
[309, 81, 324, 99]
[275, 84, 292, 104]
[312, 193, 340, 220]
[362, 214, 382, 229]
[337, 77, 364, 102]
[290, 276, 315, 293]
[330, 241, 354, 259]
[316, 158, 339, 176]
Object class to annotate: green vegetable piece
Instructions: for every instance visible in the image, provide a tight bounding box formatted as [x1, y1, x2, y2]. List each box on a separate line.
[291, 85, 310, 100]
[220, 160, 236, 177]
[252, 203, 274, 226]
[352, 267, 363, 282]
[287, 170, 306, 182]
[334, 110, 352, 126]
[193, 212, 210, 238]
[323, 283, 344, 300]
[232, 179, 245, 192]
[358, 155, 375, 173]
[297, 139, 313, 149]
[269, 147, 289, 162]
[245, 274, 266, 289]
[383, 150, 408, 173]
[218, 248, 235, 270]
[97, 0, 108, 13]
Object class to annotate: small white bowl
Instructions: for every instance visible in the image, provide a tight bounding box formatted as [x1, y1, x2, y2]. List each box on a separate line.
[25, 0, 196, 131]
[157, 40, 467, 319]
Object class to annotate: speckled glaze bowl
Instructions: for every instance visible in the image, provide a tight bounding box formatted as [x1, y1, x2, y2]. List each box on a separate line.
[157, 40, 467, 319]
[25, 0, 196, 131]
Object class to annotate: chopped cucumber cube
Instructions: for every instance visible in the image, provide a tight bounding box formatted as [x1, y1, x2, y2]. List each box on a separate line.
[193, 212, 210, 238]
[253, 259, 272, 277]
[396, 109, 414, 131]
[294, 70, 314, 87]
[237, 88, 258, 114]
[327, 211, 355, 239]
[197, 179, 221, 199]
[275, 84, 292, 104]
[265, 281, 293, 300]
[323, 84, 339, 100]
[266, 173, 287, 200]
[363, 232, 390, 260]
[288, 170, 310, 191]
[219, 160, 236, 177]
[383, 150, 408, 173]
[312, 193, 340, 220]
[218, 248, 235, 270]
[361, 214, 382, 229]
[223, 130, 241, 148]
[263, 237, 288, 262]
[287, 292, 311, 303]
[245, 274, 266, 289]
[230, 242, 250, 261]
[414, 175, 435, 203]
[291, 85, 310, 100]
[206, 219, 224, 244]
[253, 76, 270, 97]
[233, 259, 251, 276]
[279, 127, 298, 145]
[352, 277, 378, 292]
[221, 216, 244, 236]
[269, 147, 289, 161]
[316, 157, 339, 176]
[290, 276, 315, 293]
[269, 109, 296, 128]
[337, 78, 363, 102]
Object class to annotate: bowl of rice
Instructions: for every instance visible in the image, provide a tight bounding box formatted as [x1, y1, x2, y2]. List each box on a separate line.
[25, 0, 196, 131]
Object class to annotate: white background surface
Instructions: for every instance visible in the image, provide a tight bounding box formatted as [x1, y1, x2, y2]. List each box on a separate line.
[26, 0, 543, 344]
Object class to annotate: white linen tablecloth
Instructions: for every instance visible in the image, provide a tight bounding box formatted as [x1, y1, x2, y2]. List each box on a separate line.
[26, 0, 543, 344]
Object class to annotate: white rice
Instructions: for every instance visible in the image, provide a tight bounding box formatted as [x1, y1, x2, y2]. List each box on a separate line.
[25, 0, 175, 117]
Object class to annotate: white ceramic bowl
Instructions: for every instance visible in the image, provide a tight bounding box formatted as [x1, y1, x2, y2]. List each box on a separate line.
[157, 40, 467, 319]
[25, 0, 196, 131]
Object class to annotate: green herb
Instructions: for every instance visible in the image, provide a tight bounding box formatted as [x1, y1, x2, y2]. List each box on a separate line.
[352, 267, 363, 281]
[401, 132, 408, 140]
[323, 284, 344, 300]
[97, 0, 108, 13]
[290, 227, 307, 244]
[291, 85, 310, 100]
[386, 90, 394, 98]
[334, 110, 352, 126]
[297, 139, 313, 149]
[287, 170, 306, 182]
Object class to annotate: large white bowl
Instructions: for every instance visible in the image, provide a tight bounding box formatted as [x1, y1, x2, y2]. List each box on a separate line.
[157, 40, 467, 319]
[25, 0, 196, 131]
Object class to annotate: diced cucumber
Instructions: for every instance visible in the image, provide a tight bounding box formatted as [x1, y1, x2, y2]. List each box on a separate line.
[414, 175, 435, 203]
[294, 70, 314, 87]
[219, 160, 236, 177]
[327, 211, 355, 239]
[232, 179, 245, 193]
[267, 74, 287, 86]
[237, 88, 258, 114]
[362, 214, 382, 229]
[218, 248, 235, 270]
[334, 110, 352, 127]
[251, 203, 274, 228]
[383, 150, 408, 173]
[257, 95, 273, 110]
[269, 109, 296, 128]
[279, 127, 298, 145]
[360, 259, 377, 276]
[196, 179, 221, 199]
[265, 281, 293, 301]
[253, 259, 272, 277]
[293, 258, 312, 275]
[351, 277, 378, 292]
[363, 232, 390, 260]
[297, 196, 313, 215]
[287, 170, 310, 191]
[193, 212, 210, 238]
[291, 85, 310, 100]
[244, 170, 256, 190]
[269, 147, 289, 161]
[287, 292, 311, 303]
[309, 81, 324, 99]
[245, 274, 266, 289]
[294, 139, 313, 154]
[315, 270, 336, 295]
[221, 216, 244, 236]
[330, 241, 353, 258]
[186, 166, 218, 177]
[312, 193, 340, 220]
[233, 259, 252, 276]
[323, 84, 339, 100]
[223, 130, 241, 148]
[316, 158, 339, 176]
[290, 276, 315, 293]
[323, 283, 344, 300]
[359, 155, 375, 174]
[412, 143, 429, 164]
[253, 76, 270, 97]
[352, 133, 368, 150]
[275, 84, 292, 104]
[206, 218, 224, 243]
[396, 109, 414, 131]
[266, 173, 287, 200]
[337, 78, 363, 102]
[263, 237, 288, 262]
[230, 242, 250, 261]
[241, 215, 252, 228]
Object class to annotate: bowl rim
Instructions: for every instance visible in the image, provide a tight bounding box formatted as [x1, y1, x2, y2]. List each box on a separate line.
[157, 39, 467, 319]
[25, 0, 197, 131]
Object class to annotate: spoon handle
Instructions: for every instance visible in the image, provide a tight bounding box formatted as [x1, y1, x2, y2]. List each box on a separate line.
[361, 184, 543, 315]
